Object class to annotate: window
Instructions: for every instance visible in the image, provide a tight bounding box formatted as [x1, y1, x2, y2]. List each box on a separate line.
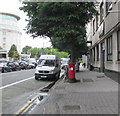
[0, 14, 17, 21]
[3, 38, 6, 42]
[97, 45, 99, 61]
[3, 32, 6, 35]
[106, 2, 112, 14]
[93, 47, 95, 61]
[107, 36, 112, 61]
[100, 2, 104, 23]
[96, 15, 98, 31]
[3, 43, 6, 49]
[117, 30, 120, 60]
[38, 59, 55, 67]
[93, 19, 95, 34]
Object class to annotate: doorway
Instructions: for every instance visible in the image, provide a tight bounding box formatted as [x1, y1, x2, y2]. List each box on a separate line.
[101, 42, 105, 72]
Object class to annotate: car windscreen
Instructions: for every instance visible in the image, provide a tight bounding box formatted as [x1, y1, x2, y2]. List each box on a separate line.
[14, 62, 19, 66]
[61, 59, 69, 65]
[8, 62, 14, 65]
[38, 59, 55, 67]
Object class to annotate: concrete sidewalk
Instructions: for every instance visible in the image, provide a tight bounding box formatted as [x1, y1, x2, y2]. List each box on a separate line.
[29, 68, 118, 114]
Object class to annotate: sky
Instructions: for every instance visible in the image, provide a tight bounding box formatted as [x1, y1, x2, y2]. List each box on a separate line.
[0, 0, 52, 49]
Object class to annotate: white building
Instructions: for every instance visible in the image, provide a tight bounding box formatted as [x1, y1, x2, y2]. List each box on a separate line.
[86, 1, 120, 82]
[0, 12, 21, 59]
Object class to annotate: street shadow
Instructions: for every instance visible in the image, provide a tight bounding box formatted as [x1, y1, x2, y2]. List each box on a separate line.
[37, 77, 59, 82]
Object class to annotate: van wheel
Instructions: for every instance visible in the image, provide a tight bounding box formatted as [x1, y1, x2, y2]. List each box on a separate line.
[56, 72, 60, 80]
[35, 76, 39, 80]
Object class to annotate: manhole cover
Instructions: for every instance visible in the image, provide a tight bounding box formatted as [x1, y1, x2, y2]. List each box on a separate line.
[82, 78, 93, 82]
[63, 105, 80, 110]
[97, 75, 105, 78]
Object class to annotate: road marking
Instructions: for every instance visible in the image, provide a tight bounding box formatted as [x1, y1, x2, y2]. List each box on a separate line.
[14, 80, 57, 114]
[15, 95, 38, 115]
[2, 69, 35, 75]
[0, 76, 34, 90]
[15, 92, 49, 114]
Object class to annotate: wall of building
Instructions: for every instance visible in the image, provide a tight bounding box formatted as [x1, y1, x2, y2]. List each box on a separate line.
[0, 13, 21, 58]
[87, 1, 120, 82]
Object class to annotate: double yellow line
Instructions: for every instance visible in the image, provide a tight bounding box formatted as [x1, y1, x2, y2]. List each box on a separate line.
[15, 94, 39, 115]
[14, 81, 54, 115]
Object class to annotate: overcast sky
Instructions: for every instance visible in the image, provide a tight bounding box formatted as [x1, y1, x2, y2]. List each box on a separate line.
[0, 0, 52, 49]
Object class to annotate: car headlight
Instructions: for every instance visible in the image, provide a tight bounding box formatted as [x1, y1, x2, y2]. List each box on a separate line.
[35, 69, 39, 73]
[49, 70, 54, 74]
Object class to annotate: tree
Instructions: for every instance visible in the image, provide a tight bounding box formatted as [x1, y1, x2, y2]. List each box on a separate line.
[22, 45, 32, 54]
[8, 44, 19, 60]
[20, 2, 97, 62]
[30, 47, 41, 58]
[29, 47, 68, 58]
[44, 47, 68, 58]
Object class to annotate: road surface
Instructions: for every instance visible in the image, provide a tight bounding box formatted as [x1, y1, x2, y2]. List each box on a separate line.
[1, 69, 54, 114]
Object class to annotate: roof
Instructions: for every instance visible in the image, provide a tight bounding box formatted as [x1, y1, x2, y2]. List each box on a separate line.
[0, 12, 20, 20]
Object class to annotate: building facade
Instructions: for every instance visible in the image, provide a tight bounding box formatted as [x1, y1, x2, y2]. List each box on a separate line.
[87, 1, 120, 81]
[0, 12, 21, 59]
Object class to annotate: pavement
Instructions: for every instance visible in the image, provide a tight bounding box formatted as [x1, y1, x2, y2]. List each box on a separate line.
[28, 66, 119, 114]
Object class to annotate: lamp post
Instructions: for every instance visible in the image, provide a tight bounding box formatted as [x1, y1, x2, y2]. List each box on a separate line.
[41, 36, 47, 55]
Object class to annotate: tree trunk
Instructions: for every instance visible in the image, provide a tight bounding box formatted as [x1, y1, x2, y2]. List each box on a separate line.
[70, 47, 76, 63]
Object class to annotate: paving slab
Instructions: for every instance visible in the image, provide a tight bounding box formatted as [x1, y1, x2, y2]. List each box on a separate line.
[29, 69, 118, 114]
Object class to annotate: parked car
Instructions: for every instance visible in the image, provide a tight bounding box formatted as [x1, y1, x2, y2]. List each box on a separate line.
[19, 62, 27, 70]
[14, 62, 21, 70]
[28, 58, 37, 68]
[0, 62, 12, 73]
[25, 62, 31, 69]
[7, 62, 18, 71]
[61, 58, 70, 68]
[19, 61, 30, 70]
[29, 62, 36, 69]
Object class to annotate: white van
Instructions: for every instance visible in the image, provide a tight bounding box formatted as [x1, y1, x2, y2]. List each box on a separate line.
[35, 55, 61, 80]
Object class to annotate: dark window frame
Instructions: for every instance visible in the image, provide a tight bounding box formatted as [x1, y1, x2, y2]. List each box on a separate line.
[117, 30, 120, 61]
[96, 45, 99, 61]
[100, 2, 104, 23]
[107, 36, 113, 61]
[96, 15, 98, 31]
[93, 47, 95, 61]
[93, 19, 95, 35]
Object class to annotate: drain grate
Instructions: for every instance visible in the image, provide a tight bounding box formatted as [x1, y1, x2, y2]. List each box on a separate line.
[82, 78, 93, 82]
[63, 105, 80, 110]
[97, 75, 105, 78]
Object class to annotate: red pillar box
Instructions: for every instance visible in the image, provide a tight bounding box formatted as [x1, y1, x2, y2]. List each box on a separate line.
[68, 62, 75, 79]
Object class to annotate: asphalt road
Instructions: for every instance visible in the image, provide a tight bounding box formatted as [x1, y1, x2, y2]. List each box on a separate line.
[1, 69, 35, 86]
[1, 69, 54, 114]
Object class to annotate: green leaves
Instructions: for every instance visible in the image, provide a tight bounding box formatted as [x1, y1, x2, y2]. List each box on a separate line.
[8, 44, 19, 59]
[30, 47, 41, 58]
[22, 46, 32, 54]
[20, 2, 97, 61]
[44, 47, 68, 58]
